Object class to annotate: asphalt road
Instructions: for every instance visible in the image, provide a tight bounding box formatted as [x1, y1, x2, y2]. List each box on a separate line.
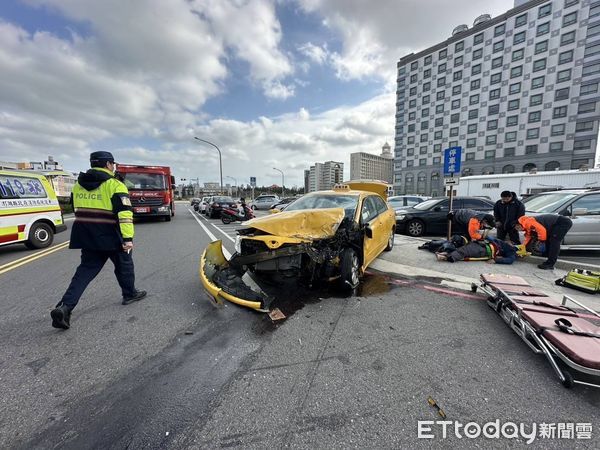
[1, 203, 599, 448]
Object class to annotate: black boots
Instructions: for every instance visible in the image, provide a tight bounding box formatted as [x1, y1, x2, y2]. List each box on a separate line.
[122, 290, 147, 305]
[50, 304, 72, 330]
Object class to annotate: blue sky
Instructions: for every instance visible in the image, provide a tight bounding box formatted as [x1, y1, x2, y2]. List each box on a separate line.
[0, 0, 515, 188]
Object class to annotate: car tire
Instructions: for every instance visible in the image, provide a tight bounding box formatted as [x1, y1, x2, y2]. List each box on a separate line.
[339, 248, 360, 290]
[222, 215, 232, 224]
[406, 219, 425, 237]
[251, 205, 257, 210]
[384, 229, 394, 251]
[25, 222, 54, 249]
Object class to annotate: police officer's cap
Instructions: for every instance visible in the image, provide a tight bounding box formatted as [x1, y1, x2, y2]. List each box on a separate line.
[90, 151, 115, 163]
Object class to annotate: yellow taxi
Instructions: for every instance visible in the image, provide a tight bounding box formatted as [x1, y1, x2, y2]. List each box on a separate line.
[200, 181, 396, 311]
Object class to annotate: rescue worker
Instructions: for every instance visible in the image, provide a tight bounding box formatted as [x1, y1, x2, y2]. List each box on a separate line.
[50, 151, 146, 330]
[439, 237, 518, 264]
[493, 191, 525, 244]
[515, 214, 573, 270]
[447, 209, 495, 241]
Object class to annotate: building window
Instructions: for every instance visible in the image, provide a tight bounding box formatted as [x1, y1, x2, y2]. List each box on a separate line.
[537, 22, 550, 36]
[564, 0, 578, 7]
[406, 160, 414, 167]
[578, 101, 596, 114]
[508, 99, 520, 110]
[420, 146, 428, 154]
[555, 88, 569, 101]
[466, 153, 475, 161]
[474, 33, 484, 45]
[420, 133, 428, 142]
[467, 138, 476, 148]
[489, 88, 500, 100]
[488, 104, 500, 115]
[533, 58, 546, 72]
[468, 109, 478, 119]
[450, 127, 459, 137]
[407, 148, 414, 156]
[469, 94, 479, 105]
[549, 142, 564, 153]
[411, 61, 418, 71]
[408, 124, 415, 132]
[583, 62, 600, 77]
[523, 163, 537, 171]
[454, 55, 463, 67]
[410, 87, 417, 95]
[422, 107, 430, 117]
[559, 50, 574, 64]
[495, 23, 506, 36]
[525, 145, 538, 155]
[407, 136, 415, 144]
[452, 84, 462, 95]
[451, 113, 460, 123]
[438, 63, 447, 74]
[422, 95, 430, 105]
[439, 49, 447, 59]
[409, 99, 417, 107]
[573, 140, 592, 150]
[424, 69, 431, 79]
[492, 56, 503, 69]
[551, 123, 566, 136]
[510, 66, 522, 78]
[423, 82, 431, 91]
[435, 117, 444, 126]
[529, 111, 542, 122]
[576, 121, 595, 132]
[538, 3, 552, 19]
[505, 131, 517, 142]
[410, 74, 418, 84]
[421, 121, 429, 130]
[451, 99, 461, 109]
[509, 82, 521, 95]
[553, 106, 568, 118]
[535, 40, 548, 54]
[515, 13, 527, 28]
[484, 151, 496, 160]
[472, 48, 483, 60]
[453, 70, 462, 81]
[434, 130, 443, 139]
[526, 128, 540, 139]
[591, 2, 600, 18]
[455, 41, 464, 52]
[419, 159, 427, 166]
[433, 156, 441, 164]
[493, 41, 504, 53]
[436, 91, 445, 100]
[409, 112, 416, 121]
[563, 11, 577, 27]
[435, 104, 444, 114]
[513, 31, 526, 45]
[557, 68, 572, 83]
[531, 75, 545, 89]
[512, 48, 524, 61]
[589, 23, 600, 38]
[504, 148, 516, 158]
[506, 115, 518, 126]
[490, 72, 502, 84]
[561, 30, 576, 45]
[487, 119, 498, 130]
[470, 79, 481, 90]
[530, 93, 543, 106]
[471, 64, 481, 76]
[434, 143, 442, 151]
[424, 55, 432, 65]
[468, 123, 478, 134]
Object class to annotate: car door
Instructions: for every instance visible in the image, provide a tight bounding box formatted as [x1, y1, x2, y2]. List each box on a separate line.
[371, 195, 393, 255]
[360, 196, 384, 266]
[562, 194, 600, 246]
[429, 199, 453, 233]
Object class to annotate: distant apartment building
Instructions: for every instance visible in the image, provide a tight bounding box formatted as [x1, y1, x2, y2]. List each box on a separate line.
[394, 0, 600, 196]
[350, 142, 394, 182]
[307, 161, 344, 192]
[304, 169, 310, 193]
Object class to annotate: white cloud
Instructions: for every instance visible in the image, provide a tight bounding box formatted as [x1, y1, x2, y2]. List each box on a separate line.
[298, 42, 328, 65]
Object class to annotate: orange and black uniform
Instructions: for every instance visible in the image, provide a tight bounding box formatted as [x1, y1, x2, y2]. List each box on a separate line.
[518, 214, 572, 267]
[451, 209, 494, 241]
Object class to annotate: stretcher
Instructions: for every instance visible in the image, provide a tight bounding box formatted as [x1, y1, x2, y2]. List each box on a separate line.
[472, 273, 600, 389]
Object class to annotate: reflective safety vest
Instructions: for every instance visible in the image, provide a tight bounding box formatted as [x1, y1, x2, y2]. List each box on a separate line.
[70, 167, 134, 251]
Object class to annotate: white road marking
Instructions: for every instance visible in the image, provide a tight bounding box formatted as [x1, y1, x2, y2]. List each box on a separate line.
[211, 224, 235, 243]
[188, 208, 231, 258]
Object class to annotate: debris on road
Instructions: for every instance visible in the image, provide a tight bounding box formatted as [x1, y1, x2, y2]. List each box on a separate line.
[427, 396, 447, 419]
[268, 308, 286, 321]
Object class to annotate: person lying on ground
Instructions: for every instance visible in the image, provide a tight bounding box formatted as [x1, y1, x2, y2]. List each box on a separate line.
[436, 237, 518, 264]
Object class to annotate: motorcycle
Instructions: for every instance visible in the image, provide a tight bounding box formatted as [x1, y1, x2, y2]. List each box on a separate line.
[221, 204, 254, 224]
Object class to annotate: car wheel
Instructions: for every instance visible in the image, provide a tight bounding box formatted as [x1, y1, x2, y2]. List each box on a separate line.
[406, 219, 424, 237]
[251, 205, 257, 210]
[384, 229, 394, 251]
[339, 248, 360, 290]
[24, 222, 54, 249]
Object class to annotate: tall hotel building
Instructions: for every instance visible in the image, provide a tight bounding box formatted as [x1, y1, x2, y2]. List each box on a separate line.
[394, 0, 600, 196]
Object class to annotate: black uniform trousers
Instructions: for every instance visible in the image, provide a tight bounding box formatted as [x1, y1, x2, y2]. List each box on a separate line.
[58, 249, 136, 310]
[544, 216, 573, 266]
[496, 225, 521, 244]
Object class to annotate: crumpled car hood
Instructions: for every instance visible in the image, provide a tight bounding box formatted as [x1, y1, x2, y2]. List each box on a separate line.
[240, 208, 346, 240]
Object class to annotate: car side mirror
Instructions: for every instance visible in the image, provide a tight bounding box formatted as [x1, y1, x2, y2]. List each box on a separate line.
[434, 206, 441, 212]
[572, 208, 588, 217]
[365, 226, 373, 239]
[270, 208, 281, 214]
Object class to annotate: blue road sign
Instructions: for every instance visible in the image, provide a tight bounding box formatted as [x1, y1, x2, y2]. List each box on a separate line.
[443, 146, 462, 176]
[250, 176, 256, 187]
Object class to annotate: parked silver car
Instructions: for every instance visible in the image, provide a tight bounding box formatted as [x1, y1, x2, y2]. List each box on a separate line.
[250, 195, 280, 210]
[522, 189, 600, 250]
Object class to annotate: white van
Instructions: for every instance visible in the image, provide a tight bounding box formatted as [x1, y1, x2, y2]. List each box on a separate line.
[0, 170, 67, 249]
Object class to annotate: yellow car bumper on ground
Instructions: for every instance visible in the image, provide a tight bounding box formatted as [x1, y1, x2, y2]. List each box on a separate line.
[199, 240, 268, 312]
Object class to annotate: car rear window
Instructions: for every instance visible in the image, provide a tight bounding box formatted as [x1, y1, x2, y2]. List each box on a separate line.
[213, 196, 234, 203]
[413, 198, 444, 210]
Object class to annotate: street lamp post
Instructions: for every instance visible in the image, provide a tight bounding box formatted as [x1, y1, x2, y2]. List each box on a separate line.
[273, 167, 284, 197]
[226, 176, 238, 198]
[194, 137, 223, 194]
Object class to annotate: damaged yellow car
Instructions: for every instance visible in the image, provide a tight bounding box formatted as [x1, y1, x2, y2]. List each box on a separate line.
[200, 181, 396, 311]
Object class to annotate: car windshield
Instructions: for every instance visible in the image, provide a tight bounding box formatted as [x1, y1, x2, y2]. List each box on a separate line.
[213, 196, 234, 203]
[284, 194, 359, 219]
[523, 193, 579, 213]
[388, 198, 404, 206]
[121, 173, 165, 190]
[413, 198, 443, 210]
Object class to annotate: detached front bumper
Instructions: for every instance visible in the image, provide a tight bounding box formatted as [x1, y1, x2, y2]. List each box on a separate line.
[199, 240, 270, 312]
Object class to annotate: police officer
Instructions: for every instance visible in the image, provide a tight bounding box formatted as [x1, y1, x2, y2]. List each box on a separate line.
[51, 151, 146, 329]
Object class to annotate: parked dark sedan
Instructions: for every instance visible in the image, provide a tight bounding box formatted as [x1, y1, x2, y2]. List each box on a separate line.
[206, 195, 237, 219]
[395, 196, 495, 237]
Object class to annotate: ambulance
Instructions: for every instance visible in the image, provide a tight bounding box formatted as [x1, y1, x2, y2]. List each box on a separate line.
[0, 169, 67, 249]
